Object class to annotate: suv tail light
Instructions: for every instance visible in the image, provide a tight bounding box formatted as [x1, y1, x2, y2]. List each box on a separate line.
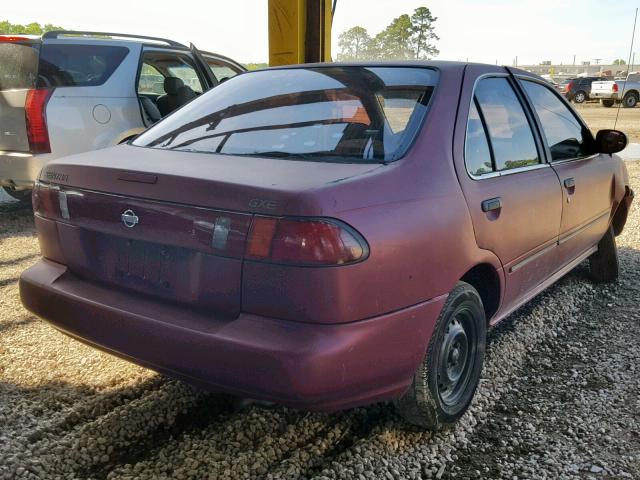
[25, 89, 53, 154]
[565, 81, 573, 92]
[246, 216, 368, 266]
[613, 83, 619, 93]
[0, 36, 33, 42]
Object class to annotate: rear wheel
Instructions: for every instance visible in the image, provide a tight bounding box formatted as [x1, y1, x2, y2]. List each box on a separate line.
[395, 282, 486, 430]
[601, 99, 615, 108]
[589, 225, 619, 283]
[2, 186, 32, 204]
[622, 92, 638, 108]
[573, 90, 587, 103]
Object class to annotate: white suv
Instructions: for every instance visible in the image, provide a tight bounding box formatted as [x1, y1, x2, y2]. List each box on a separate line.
[0, 30, 245, 202]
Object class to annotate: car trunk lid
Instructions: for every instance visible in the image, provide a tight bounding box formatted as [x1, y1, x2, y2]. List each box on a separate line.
[35, 182, 252, 317]
[40, 144, 384, 215]
[0, 37, 40, 152]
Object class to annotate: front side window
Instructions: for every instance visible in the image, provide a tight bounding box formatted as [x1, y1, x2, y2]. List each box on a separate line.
[522, 80, 594, 161]
[166, 62, 203, 93]
[37, 44, 128, 87]
[205, 57, 241, 83]
[474, 77, 540, 171]
[138, 51, 205, 95]
[133, 66, 439, 163]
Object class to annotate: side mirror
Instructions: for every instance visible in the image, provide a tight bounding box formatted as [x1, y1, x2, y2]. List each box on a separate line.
[595, 129, 627, 154]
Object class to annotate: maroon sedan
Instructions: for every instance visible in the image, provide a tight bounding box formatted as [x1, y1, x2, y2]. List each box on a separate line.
[20, 62, 633, 429]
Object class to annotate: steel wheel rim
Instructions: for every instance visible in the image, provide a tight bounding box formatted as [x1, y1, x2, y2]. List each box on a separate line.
[437, 308, 476, 407]
[626, 96, 636, 107]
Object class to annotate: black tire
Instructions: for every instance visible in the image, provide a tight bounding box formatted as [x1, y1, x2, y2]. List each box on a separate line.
[395, 282, 486, 430]
[589, 225, 619, 283]
[2, 186, 32, 204]
[622, 92, 638, 108]
[601, 99, 615, 108]
[573, 90, 587, 103]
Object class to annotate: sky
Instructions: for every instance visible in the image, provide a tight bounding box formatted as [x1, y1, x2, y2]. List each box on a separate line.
[3, 0, 639, 66]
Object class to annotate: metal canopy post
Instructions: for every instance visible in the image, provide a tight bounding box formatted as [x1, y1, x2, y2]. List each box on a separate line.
[268, 0, 332, 66]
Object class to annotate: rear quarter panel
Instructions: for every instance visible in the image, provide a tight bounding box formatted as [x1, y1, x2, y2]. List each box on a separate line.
[242, 64, 504, 324]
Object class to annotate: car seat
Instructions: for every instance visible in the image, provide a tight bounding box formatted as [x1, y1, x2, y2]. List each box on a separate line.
[156, 77, 197, 117]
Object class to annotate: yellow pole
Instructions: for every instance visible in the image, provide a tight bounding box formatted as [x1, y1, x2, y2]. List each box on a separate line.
[268, 0, 332, 66]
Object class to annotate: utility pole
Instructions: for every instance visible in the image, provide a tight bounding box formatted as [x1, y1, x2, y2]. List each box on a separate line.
[573, 54, 576, 65]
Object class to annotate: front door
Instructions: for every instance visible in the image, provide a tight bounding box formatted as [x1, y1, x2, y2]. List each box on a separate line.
[518, 77, 614, 264]
[455, 66, 563, 316]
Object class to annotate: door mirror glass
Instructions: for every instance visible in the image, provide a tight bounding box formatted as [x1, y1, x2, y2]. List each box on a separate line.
[595, 129, 627, 154]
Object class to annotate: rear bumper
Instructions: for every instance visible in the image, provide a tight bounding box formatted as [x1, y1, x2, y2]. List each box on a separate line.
[0, 152, 49, 188]
[20, 259, 446, 411]
[590, 92, 617, 100]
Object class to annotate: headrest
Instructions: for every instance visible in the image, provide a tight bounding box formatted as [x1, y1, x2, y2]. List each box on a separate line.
[164, 77, 184, 95]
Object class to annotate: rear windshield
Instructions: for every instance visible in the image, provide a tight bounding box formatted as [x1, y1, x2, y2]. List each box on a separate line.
[132, 66, 439, 163]
[0, 42, 39, 90]
[37, 44, 129, 87]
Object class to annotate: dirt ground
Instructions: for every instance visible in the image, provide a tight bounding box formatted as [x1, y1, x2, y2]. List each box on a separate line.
[0, 161, 639, 479]
[574, 102, 640, 143]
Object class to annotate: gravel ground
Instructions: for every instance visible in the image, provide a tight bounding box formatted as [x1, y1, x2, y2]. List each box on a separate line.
[575, 102, 640, 143]
[0, 164, 639, 480]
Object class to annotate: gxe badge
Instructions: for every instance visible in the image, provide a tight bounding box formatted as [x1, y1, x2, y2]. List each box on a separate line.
[121, 209, 139, 228]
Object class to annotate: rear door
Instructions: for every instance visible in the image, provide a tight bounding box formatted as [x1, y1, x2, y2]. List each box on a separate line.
[518, 76, 614, 264]
[0, 37, 40, 152]
[189, 43, 217, 89]
[455, 65, 563, 315]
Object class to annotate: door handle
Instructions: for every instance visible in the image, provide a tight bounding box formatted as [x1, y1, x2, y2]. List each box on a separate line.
[481, 197, 502, 212]
[564, 177, 576, 189]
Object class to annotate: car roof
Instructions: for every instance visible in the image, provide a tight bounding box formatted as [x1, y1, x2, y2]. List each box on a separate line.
[41, 30, 187, 48]
[254, 61, 548, 83]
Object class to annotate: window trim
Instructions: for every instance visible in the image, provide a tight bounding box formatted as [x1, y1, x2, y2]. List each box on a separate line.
[514, 74, 597, 164]
[464, 73, 547, 180]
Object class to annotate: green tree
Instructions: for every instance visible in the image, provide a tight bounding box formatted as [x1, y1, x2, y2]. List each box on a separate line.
[244, 62, 269, 71]
[0, 20, 64, 35]
[613, 59, 626, 65]
[337, 26, 372, 61]
[375, 14, 413, 60]
[410, 7, 439, 59]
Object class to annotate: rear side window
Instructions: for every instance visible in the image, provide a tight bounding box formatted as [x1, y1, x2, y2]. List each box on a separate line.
[37, 44, 128, 87]
[474, 77, 540, 171]
[133, 66, 439, 163]
[0, 42, 39, 90]
[465, 100, 493, 176]
[521, 80, 593, 161]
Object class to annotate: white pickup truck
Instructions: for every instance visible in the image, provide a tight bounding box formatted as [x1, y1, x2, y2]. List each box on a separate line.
[591, 72, 640, 108]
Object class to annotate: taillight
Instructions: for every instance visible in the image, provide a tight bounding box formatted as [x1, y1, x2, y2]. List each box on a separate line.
[566, 81, 573, 91]
[25, 89, 53, 154]
[0, 36, 33, 42]
[32, 181, 68, 220]
[246, 216, 368, 266]
[613, 83, 619, 93]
